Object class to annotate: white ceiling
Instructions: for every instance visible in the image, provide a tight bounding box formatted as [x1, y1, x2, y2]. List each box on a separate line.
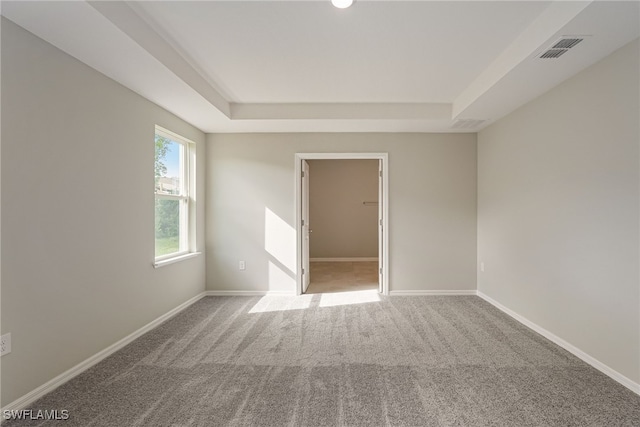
[133, 1, 550, 103]
[2, 1, 639, 133]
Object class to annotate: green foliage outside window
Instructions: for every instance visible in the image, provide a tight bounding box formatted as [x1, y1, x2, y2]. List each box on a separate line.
[155, 134, 182, 257]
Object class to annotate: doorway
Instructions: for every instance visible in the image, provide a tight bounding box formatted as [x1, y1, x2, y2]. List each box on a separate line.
[295, 153, 389, 296]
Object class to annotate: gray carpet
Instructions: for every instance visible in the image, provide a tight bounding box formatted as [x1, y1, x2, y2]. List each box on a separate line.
[6, 295, 640, 426]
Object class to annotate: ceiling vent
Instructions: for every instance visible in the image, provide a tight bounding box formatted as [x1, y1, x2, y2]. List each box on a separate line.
[452, 119, 486, 129]
[538, 36, 585, 59]
[540, 49, 568, 59]
[551, 38, 583, 49]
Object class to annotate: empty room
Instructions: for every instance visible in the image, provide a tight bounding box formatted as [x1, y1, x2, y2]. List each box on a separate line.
[1, 1, 639, 425]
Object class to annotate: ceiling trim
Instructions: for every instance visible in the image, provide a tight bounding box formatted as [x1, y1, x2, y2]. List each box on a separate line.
[88, 0, 231, 117]
[89, 0, 457, 123]
[452, 1, 592, 119]
[231, 103, 451, 121]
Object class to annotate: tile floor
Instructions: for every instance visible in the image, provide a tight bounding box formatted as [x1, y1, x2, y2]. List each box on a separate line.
[305, 261, 379, 294]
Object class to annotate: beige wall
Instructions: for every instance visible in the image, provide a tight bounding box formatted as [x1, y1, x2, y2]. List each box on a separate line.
[206, 133, 477, 293]
[1, 19, 206, 406]
[308, 159, 378, 259]
[478, 39, 639, 384]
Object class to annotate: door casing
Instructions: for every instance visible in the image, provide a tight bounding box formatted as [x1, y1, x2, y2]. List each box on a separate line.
[302, 160, 311, 293]
[295, 153, 389, 296]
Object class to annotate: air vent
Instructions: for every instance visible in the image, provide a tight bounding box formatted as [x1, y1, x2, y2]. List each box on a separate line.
[452, 119, 486, 129]
[540, 49, 568, 59]
[551, 38, 582, 49]
[539, 36, 586, 59]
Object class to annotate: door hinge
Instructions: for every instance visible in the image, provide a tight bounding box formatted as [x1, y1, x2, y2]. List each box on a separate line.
[302, 219, 305, 226]
[379, 219, 383, 226]
[302, 268, 305, 275]
[379, 171, 382, 177]
[302, 171, 305, 178]
[379, 268, 383, 275]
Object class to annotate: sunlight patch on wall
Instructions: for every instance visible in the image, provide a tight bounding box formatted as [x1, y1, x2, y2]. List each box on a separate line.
[264, 207, 297, 274]
[319, 289, 381, 308]
[249, 293, 313, 314]
[268, 260, 296, 292]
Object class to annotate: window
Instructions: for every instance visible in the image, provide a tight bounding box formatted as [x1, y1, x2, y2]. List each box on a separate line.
[154, 126, 194, 263]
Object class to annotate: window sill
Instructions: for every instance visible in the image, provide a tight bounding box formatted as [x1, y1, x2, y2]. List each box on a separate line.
[154, 252, 201, 268]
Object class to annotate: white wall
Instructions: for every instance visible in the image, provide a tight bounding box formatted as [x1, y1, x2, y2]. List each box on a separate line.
[308, 159, 378, 259]
[478, 39, 639, 384]
[1, 19, 206, 406]
[206, 133, 477, 293]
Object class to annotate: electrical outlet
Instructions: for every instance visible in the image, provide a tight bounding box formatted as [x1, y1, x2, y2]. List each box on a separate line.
[239, 261, 246, 270]
[1, 333, 11, 356]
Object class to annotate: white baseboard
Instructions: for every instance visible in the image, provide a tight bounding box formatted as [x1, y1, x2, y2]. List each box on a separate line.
[204, 290, 295, 297]
[389, 290, 477, 296]
[477, 291, 640, 396]
[310, 257, 378, 262]
[2, 292, 207, 413]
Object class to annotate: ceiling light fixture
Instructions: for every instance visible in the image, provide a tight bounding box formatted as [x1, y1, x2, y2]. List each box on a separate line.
[331, 0, 353, 9]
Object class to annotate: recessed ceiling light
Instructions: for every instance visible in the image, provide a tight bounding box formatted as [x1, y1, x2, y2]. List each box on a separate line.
[331, 0, 353, 9]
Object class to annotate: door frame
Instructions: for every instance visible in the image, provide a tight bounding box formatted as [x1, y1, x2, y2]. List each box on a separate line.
[301, 160, 311, 293]
[294, 153, 389, 296]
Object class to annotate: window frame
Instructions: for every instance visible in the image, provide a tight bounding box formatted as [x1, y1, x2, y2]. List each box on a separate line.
[154, 126, 197, 266]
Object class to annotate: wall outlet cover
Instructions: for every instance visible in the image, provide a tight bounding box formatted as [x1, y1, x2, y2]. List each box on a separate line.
[1, 333, 12, 356]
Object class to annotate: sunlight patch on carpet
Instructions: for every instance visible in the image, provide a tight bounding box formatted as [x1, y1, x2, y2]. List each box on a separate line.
[249, 294, 313, 313]
[319, 289, 380, 307]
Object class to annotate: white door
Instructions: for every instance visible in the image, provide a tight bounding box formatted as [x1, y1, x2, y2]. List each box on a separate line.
[302, 160, 311, 292]
[378, 160, 384, 293]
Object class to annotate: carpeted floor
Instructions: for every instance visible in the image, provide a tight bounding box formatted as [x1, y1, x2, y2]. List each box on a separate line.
[6, 295, 640, 426]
